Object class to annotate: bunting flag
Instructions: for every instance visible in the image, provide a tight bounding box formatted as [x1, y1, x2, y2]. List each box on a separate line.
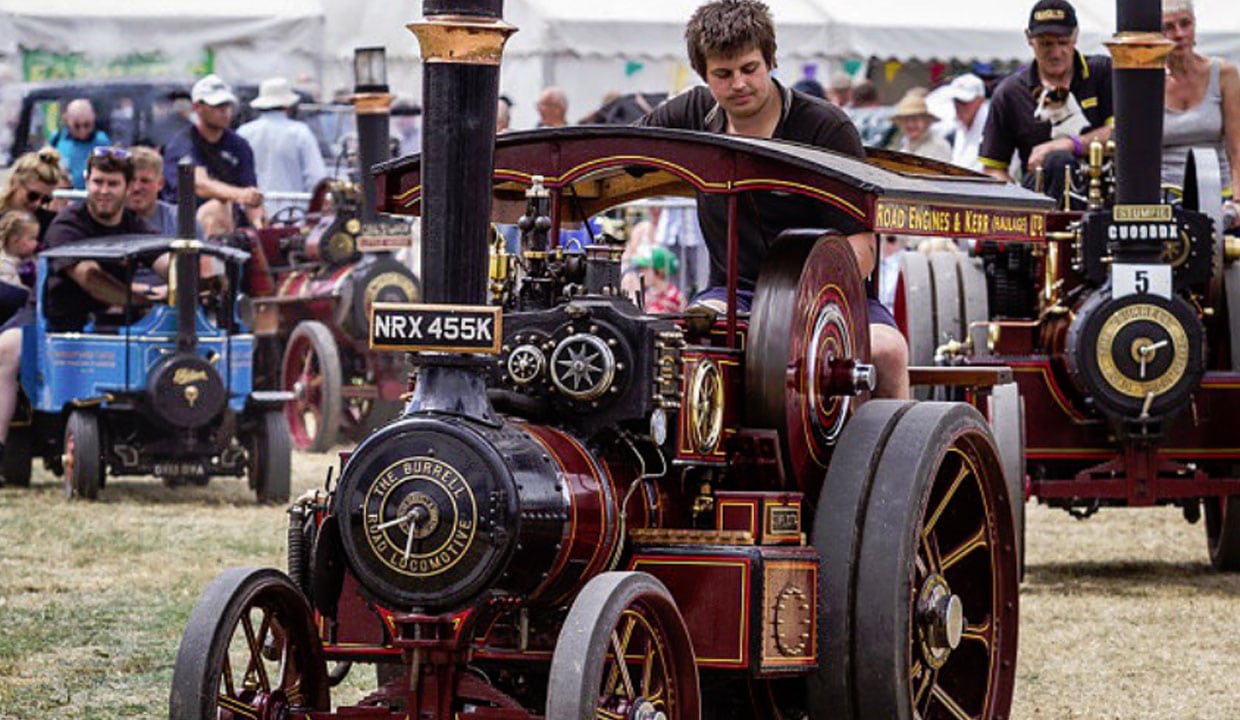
[672, 63, 692, 92]
[625, 60, 644, 77]
[843, 58, 864, 77]
[929, 61, 946, 85]
[884, 59, 902, 84]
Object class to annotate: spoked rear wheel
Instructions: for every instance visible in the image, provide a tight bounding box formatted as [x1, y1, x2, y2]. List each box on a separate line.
[811, 401, 1019, 720]
[282, 321, 342, 452]
[548, 572, 700, 720]
[169, 567, 330, 720]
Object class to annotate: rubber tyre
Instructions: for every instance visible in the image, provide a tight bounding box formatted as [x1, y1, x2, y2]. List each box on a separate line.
[547, 571, 700, 720]
[250, 410, 291, 504]
[2, 425, 33, 488]
[168, 567, 330, 720]
[64, 410, 102, 501]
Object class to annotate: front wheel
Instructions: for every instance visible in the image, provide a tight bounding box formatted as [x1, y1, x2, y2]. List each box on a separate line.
[63, 411, 102, 501]
[168, 567, 330, 720]
[548, 572, 700, 720]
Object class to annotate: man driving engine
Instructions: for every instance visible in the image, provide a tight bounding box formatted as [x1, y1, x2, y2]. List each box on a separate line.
[638, 0, 909, 399]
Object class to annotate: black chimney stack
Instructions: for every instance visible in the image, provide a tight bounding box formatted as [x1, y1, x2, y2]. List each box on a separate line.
[174, 159, 199, 353]
[1106, 0, 1173, 207]
[352, 47, 393, 224]
[409, 0, 515, 305]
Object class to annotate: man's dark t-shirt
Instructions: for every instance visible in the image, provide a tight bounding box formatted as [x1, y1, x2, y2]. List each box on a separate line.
[979, 52, 1113, 175]
[638, 81, 867, 291]
[161, 125, 258, 203]
[43, 202, 154, 331]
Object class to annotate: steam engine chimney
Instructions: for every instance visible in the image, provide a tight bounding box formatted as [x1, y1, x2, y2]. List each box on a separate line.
[409, 1, 516, 305]
[1106, 0, 1173, 207]
[352, 47, 394, 224]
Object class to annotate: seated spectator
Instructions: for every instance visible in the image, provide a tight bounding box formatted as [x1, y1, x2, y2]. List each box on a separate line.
[0, 211, 38, 324]
[48, 99, 111, 189]
[163, 75, 265, 234]
[892, 89, 952, 162]
[126, 146, 179, 236]
[1161, 0, 1240, 227]
[0, 148, 63, 242]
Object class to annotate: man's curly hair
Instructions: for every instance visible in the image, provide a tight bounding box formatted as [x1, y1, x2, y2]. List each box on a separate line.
[684, 0, 778, 79]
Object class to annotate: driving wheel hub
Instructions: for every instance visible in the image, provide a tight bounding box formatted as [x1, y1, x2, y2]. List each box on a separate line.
[917, 573, 963, 669]
[630, 699, 666, 720]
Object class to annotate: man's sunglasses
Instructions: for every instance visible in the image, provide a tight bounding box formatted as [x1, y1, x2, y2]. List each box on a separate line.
[91, 146, 131, 160]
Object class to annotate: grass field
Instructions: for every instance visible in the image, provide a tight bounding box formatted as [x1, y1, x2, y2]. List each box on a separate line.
[1, 452, 1238, 719]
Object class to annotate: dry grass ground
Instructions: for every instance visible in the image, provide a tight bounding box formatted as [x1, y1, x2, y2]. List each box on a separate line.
[1, 453, 1238, 719]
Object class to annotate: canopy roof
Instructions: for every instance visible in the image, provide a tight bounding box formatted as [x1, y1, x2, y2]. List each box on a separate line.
[376, 126, 1052, 242]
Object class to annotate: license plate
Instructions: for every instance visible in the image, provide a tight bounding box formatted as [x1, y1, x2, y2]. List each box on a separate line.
[154, 462, 207, 477]
[369, 302, 502, 354]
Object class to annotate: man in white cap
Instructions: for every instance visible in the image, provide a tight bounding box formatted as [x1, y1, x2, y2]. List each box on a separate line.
[942, 74, 990, 171]
[238, 77, 326, 219]
[162, 73, 265, 233]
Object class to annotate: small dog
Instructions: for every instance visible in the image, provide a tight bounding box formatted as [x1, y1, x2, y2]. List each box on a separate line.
[1032, 85, 1090, 139]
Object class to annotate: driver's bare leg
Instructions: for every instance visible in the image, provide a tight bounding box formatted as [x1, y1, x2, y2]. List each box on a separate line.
[197, 200, 236, 236]
[870, 323, 910, 399]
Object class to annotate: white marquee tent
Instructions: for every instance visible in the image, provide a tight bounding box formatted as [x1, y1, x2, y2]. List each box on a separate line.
[324, 0, 1240, 130]
[813, 0, 1240, 63]
[0, 0, 326, 82]
[322, 0, 834, 128]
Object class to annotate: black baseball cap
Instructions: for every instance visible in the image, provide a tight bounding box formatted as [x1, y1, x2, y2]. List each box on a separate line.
[1028, 0, 1078, 37]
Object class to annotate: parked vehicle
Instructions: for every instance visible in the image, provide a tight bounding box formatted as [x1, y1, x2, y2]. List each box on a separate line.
[3, 231, 291, 502]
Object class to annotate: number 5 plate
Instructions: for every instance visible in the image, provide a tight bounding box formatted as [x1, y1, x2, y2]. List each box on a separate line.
[370, 302, 502, 353]
[1112, 263, 1172, 300]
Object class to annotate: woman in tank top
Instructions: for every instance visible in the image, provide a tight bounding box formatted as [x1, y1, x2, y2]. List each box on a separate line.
[1162, 0, 1240, 227]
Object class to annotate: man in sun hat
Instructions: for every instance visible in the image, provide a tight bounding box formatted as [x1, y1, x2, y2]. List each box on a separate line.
[162, 73, 265, 232]
[978, 0, 1113, 200]
[892, 88, 952, 162]
[238, 77, 326, 219]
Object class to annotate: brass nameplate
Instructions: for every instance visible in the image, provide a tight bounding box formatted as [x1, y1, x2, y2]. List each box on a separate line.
[874, 200, 1046, 240]
[1113, 204, 1173, 222]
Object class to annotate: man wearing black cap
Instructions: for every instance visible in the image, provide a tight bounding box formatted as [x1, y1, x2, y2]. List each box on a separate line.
[979, 0, 1113, 200]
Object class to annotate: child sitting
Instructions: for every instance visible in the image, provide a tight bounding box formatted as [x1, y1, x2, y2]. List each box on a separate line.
[0, 211, 39, 324]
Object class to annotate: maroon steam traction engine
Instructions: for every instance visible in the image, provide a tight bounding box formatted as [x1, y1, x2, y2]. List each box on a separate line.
[243, 186, 420, 452]
[168, 2, 1039, 719]
[240, 55, 421, 453]
[895, 0, 1240, 571]
[233, 50, 421, 451]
